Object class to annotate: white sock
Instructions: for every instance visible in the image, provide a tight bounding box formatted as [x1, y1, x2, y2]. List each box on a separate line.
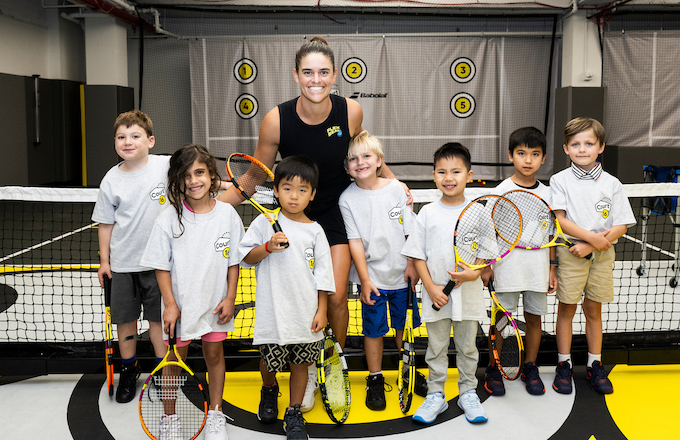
[308, 364, 316, 373]
[557, 353, 571, 364]
[369, 371, 383, 377]
[587, 352, 601, 366]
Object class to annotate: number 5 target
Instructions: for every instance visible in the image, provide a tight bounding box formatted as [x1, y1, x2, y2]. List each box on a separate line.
[450, 93, 475, 118]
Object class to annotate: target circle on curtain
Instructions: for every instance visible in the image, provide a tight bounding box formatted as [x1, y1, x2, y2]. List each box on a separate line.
[342, 57, 367, 83]
[235, 94, 259, 119]
[451, 58, 476, 83]
[234, 59, 258, 84]
[450, 93, 475, 118]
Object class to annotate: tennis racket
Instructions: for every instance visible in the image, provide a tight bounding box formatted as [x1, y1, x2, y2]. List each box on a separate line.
[317, 325, 351, 423]
[139, 327, 208, 440]
[103, 274, 114, 397]
[501, 189, 591, 259]
[226, 153, 288, 248]
[488, 279, 524, 380]
[434, 195, 522, 310]
[398, 280, 416, 413]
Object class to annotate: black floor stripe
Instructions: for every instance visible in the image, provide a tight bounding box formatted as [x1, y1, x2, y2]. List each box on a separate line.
[68, 374, 115, 440]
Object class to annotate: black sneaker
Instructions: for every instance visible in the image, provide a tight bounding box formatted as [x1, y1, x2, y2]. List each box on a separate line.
[552, 361, 573, 394]
[258, 381, 280, 424]
[283, 404, 308, 440]
[116, 361, 140, 403]
[414, 371, 428, 397]
[521, 362, 545, 395]
[586, 361, 613, 394]
[366, 374, 387, 410]
[484, 364, 505, 396]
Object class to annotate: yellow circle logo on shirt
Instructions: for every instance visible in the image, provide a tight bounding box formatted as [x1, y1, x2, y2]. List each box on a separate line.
[470, 242, 478, 252]
[222, 248, 229, 259]
[603, 210, 609, 219]
[159, 195, 166, 205]
[399, 215, 403, 225]
[309, 259, 315, 270]
[541, 220, 548, 229]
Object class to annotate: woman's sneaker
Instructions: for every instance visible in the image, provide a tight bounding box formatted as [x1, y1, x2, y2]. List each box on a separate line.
[457, 390, 488, 423]
[412, 392, 448, 424]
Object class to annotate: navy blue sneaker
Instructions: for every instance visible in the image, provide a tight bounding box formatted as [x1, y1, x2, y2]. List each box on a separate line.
[484, 364, 505, 396]
[552, 361, 573, 394]
[586, 361, 613, 394]
[521, 362, 545, 395]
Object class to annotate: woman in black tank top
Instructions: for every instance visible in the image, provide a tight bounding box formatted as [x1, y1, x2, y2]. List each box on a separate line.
[219, 37, 408, 352]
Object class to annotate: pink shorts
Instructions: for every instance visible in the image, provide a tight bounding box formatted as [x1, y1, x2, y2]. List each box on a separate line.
[165, 332, 227, 347]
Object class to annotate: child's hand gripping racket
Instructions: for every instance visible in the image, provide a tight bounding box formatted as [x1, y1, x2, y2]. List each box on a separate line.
[103, 274, 114, 397]
[398, 280, 416, 413]
[488, 279, 524, 380]
[226, 153, 289, 249]
[139, 326, 208, 440]
[501, 189, 592, 259]
[434, 195, 522, 311]
[317, 325, 351, 423]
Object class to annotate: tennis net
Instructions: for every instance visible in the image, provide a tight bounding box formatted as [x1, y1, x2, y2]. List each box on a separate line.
[1, 184, 678, 359]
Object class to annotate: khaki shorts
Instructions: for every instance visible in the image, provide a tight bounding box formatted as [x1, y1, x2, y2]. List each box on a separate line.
[555, 245, 615, 304]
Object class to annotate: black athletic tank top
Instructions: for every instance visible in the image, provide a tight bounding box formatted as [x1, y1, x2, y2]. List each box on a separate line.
[278, 94, 351, 215]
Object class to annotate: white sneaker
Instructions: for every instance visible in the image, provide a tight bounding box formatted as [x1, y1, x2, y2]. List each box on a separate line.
[412, 392, 448, 424]
[457, 390, 488, 423]
[159, 414, 181, 440]
[300, 365, 318, 413]
[205, 405, 229, 440]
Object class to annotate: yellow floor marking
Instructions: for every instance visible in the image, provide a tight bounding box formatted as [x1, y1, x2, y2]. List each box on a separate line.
[223, 368, 461, 424]
[606, 364, 680, 440]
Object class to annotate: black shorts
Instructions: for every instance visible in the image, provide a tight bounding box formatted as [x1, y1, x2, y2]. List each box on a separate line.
[309, 202, 348, 246]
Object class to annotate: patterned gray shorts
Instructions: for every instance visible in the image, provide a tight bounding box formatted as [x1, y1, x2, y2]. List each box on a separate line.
[258, 340, 323, 373]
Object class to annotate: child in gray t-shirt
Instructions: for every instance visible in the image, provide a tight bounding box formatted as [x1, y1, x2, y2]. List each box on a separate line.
[239, 156, 334, 437]
[338, 131, 423, 411]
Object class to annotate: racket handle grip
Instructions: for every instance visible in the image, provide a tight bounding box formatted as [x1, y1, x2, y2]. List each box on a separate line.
[272, 221, 290, 249]
[432, 280, 456, 310]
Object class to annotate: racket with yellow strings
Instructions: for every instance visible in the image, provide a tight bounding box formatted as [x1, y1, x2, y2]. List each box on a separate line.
[488, 279, 524, 380]
[398, 280, 416, 413]
[103, 274, 114, 396]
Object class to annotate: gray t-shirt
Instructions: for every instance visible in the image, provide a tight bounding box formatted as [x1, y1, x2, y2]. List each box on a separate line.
[339, 179, 415, 289]
[401, 199, 485, 323]
[239, 212, 335, 345]
[140, 201, 244, 340]
[91, 155, 170, 272]
[549, 167, 636, 238]
[492, 178, 551, 293]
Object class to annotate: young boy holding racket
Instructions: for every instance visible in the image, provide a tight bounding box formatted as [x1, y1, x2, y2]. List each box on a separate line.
[338, 131, 424, 411]
[484, 127, 557, 396]
[239, 155, 334, 440]
[402, 143, 488, 424]
[92, 110, 169, 403]
[550, 117, 635, 395]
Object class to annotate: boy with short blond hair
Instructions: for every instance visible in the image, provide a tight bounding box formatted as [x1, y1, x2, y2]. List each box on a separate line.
[338, 131, 423, 411]
[92, 109, 169, 403]
[550, 117, 636, 395]
[402, 143, 488, 424]
[485, 127, 557, 396]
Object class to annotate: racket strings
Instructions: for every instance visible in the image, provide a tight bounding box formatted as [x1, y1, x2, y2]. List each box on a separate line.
[455, 197, 520, 265]
[493, 310, 522, 379]
[319, 338, 350, 422]
[140, 368, 206, 439]
[503, 191, 556, 248]
[227, 157, 277, 209]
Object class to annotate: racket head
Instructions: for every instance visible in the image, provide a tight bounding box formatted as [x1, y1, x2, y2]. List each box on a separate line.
[139, 334, 208, 440]
[103, 274, 114, 396]
[316, 326, 351, 423]
[488, 281, 524, 380]
[501, 190, 569, 249]
[398, 281, 416, 413]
